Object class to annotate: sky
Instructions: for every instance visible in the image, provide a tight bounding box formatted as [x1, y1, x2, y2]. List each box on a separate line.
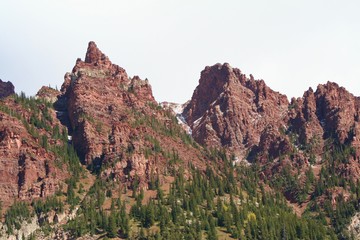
[1, 0, 359, 103]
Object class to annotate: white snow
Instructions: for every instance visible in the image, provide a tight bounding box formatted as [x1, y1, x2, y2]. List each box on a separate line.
[193, 117, 202, 129]
[172, 103, 185, 115]
[160, 102, 193, 135]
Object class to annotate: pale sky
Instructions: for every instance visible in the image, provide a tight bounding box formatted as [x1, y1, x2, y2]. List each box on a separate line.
[1, 0, 359, 103]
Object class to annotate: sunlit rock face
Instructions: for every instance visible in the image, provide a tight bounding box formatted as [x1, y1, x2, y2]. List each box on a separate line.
[183, 63, 289, 159]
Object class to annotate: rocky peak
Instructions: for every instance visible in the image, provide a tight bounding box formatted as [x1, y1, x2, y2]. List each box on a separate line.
[185, 62, 360, 162]
[0, 79, 15, 98]
[183, 63, 245, 125]
[84, 41, 111, 66]
[288, 86, 324, 154]
[56, 41, 206, 190]
[73, 41, 127, 79]
[314, 81, 358, 143]
[183, 63, 289, 158]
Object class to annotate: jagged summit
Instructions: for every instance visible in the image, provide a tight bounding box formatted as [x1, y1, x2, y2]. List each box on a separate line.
[55, 41, 205, 192]
[60, 42, 129, 96]
[84, 41, 111, 65]
[1, 42, 360, 239]
[183, 63, 244, 124]
[183, 62, 289, 157]
[183, 62, 360, 167]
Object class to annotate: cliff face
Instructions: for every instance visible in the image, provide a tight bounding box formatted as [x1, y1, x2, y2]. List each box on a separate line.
[289, 82, 360, 158]
[184, 63, 360, 183]
[1, 42, 360, 238]
[0, 96, 67, 209]
[315, 82, 360, 145]
[0, 79, 15, 99]
[183, 63, 289, 158]
[59, 41, 155, 165]
[57, 42, 206, 188]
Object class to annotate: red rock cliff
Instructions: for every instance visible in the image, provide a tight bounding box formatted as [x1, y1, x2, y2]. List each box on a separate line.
[183, 63, 289, 158]
[57, 42, 206, 188]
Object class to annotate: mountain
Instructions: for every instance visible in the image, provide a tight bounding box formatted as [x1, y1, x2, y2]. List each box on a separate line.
[183, 63, 360, 163]
[1, 42, 360, 239]
[182, 63, 289, 159]
[56, 41, 207, 189]
[182, 63, 360, 237]
[184, 62, 360, 202]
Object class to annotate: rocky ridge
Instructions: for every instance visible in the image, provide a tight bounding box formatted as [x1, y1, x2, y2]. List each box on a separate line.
[183, 63, 360, 204]
[184, 63, 359, 160]
[183, 63, 289, 159]
[57, 41, 207, 189]
[1, 42, 360, 239]
[0, 95, 67, 209]
[0, 80, 15, 99]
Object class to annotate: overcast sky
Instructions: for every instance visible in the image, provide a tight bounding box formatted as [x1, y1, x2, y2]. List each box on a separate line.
[1, 0, 359, 103]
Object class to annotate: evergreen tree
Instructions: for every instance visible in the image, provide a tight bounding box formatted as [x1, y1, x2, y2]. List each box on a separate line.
[207, 214, 218, 240]
[143, 200, 155, 228]
[107, 213, 117, 238]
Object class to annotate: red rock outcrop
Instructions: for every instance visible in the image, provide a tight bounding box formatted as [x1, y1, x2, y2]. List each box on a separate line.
[288, 88, 325, 155]
[184, 63, 360, 166]
[183, 63, 289, 158]
[0, 79, 15, 99]
[59, 42, 155, 164]
[289, 82, 360, 159]
[57, 41, 206, 188]
[315, 82, 359, 144]
[0, 98, 67, 209]
[254, 124, 293, 163]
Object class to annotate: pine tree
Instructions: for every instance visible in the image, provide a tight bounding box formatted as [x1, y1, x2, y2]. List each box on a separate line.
[118, 201, 129, 238]
[107, 213, 117, 238]
[207, 214, 218, 240]
[143, 200, 155, 228]
[89, 200, 96, 236]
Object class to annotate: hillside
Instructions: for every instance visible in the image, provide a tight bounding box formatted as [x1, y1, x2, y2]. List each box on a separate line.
[0, 42, 359, 239]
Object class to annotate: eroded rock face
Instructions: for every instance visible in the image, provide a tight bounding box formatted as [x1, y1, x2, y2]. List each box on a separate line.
[184, 63, 360, 185]
[58, 41, 206, 188]
[288, 88, 324, 155]
[315, 82, 359, 144]
[183, 63, 289, 158]
[289, 82, 360, 158]
[0, 106, 66, 208]
[59, 42, 154, 164]
[0, 79, 15, 99]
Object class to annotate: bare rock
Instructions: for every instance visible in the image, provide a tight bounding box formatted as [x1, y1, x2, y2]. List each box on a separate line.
[183, 63, 289, 158]
[36, 86, 60, 103]
[0, 99, 67, 209]
[57, 41, 206, 188]
[0, 79, 15, 99]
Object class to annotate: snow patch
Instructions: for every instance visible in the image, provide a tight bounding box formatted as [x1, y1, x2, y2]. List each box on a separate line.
[193, 117, 202, 128]
[160, 102, 192, 135]
[172, 104, 185, 115]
